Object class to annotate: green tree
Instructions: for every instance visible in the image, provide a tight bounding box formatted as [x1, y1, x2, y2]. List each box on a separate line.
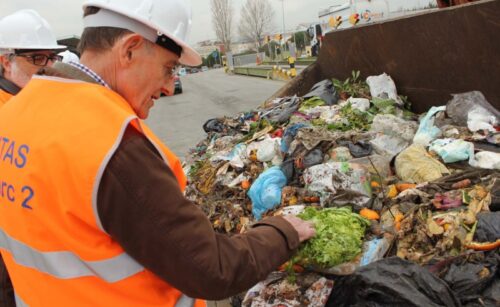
[290, 31, 309, 51]
[206, 50, 222, 67]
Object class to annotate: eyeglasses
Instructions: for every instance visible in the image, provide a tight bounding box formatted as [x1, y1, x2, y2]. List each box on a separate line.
[165, 64, 181, 79]
[13, 53, 63, 67]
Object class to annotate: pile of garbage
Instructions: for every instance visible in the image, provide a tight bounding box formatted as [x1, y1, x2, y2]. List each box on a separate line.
[184, 71, 500, 306]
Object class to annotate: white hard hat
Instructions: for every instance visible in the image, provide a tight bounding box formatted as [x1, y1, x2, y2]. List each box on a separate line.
[82, 0, 202, 66]
[58, 50, 80, 64]
[0, 9, 66, 52]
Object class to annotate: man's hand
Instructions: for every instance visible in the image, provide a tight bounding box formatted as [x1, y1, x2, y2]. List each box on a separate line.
[283, 215, 316, 243]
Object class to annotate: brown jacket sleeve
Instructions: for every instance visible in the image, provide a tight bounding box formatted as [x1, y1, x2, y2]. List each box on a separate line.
[0, 254, 15, 307]
[97, 126, 300, 300]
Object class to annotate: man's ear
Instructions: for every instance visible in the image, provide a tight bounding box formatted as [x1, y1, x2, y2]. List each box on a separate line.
[116, 34, 146, 66]
[0, 55, 12, 74]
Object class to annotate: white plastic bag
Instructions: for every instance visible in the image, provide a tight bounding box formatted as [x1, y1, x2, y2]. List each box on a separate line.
[370, 114, 418, 142]
[467, 106, 498, 132]
[304, 162, 372, 206]
[211, 143, 247, 168]
[254, 137, 281, 163]
[366, 73, 403, 105]
[469, 151, 500, 170]
[346, 97, 370, 112]
[370, 134, 410, 159]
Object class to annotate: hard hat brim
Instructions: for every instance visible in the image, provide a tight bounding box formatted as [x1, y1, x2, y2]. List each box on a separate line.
[178, 43, 202, 67]
[2, 44, 67, 50]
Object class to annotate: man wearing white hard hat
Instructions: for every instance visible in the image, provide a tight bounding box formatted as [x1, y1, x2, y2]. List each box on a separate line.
[0, 1, 315, 306]
[0, 9, 65, 107]
[0, 9, 65, 307]
[58, 50, 80, 64]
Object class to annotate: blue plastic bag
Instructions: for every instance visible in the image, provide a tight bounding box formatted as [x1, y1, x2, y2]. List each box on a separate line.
[360, 238, 391, 266]
[429, 138, 474, 163]
[413, 106, 446, 146]
[248, 166, 287, 220]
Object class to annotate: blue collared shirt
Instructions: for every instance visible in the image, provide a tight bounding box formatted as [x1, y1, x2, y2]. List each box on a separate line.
[68, 61, 110, 88]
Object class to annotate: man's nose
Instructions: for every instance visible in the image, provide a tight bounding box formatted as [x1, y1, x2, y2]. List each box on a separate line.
[161, 78, 175, 96]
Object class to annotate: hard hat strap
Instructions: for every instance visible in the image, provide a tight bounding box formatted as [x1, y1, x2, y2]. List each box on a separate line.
[83, 8, 181, 58]
[14, 49, 57, 54]
[155, 35, 181, 58]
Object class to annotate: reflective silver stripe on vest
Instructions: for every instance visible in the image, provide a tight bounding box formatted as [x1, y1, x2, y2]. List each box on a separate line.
[92, 115, 137, 233]
[175, 295, 196, 307]
[14, 292, 28, 307]
[0, 228, 144, 283]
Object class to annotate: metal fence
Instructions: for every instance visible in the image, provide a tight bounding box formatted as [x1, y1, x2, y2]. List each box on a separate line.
[232, 52, 266, 67]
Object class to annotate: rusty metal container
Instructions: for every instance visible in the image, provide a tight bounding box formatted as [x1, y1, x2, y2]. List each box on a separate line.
[271, 0, 500, 113]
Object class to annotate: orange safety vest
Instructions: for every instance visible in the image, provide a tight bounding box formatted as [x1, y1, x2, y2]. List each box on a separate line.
[0, 76, 204, 307]
[0, 88, 12, 107]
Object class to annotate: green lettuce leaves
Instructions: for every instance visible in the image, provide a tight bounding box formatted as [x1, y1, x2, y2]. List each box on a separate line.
[296, 207, 370, 268]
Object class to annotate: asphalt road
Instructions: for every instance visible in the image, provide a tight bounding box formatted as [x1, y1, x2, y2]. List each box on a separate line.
[145, 68, 285, 158]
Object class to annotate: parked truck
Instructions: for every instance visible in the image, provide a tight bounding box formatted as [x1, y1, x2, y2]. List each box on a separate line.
[307, 0, 438, 57]
[308, 0, 481, 58]
[318, 0, 438, 31]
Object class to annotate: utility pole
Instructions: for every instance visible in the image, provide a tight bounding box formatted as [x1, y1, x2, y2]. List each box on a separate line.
[279, 0, 286, 52]
[293, 29, 297, 54]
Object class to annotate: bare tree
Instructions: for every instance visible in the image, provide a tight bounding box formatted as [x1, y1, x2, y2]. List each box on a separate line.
[210, 0, 233, 52]
[238, 0, 275, 48]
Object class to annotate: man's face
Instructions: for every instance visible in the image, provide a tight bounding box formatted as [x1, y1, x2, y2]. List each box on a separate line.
[117, 40, 179, 119]
[0, 50, 60, 88]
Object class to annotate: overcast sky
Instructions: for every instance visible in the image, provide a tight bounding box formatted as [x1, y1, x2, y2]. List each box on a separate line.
[0, 0, 436, 44]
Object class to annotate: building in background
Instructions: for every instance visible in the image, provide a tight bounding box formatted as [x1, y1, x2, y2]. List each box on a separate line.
[57, 35, 80, 55]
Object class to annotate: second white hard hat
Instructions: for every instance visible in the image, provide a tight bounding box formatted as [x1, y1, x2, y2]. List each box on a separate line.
[58, 50, 80, 64]
[0, 9, 66, 52]
[82, 0, 202, 66]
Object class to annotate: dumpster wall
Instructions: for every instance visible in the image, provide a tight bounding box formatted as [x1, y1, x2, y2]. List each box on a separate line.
[271, 0, 500, 113]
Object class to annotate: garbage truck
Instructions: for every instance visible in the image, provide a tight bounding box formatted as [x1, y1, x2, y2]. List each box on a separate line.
[273, 0, 499, 114]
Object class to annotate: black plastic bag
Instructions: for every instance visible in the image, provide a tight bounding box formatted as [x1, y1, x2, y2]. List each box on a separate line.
[490, 178, 500, 212]
[338, 140, 373, 158]
[202, 118, 225, 133]
[474, 212, 500, 243]
[327, 257, 461, 307]
[303, 79, 339, 106]
[477, 277, 500, 307]
[281, 158, 295, 182]
[261, 96, 301, 124]
[443, 253, 499, 306]
[303, 149, 324, 168]
[348, 141, 372, 158]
